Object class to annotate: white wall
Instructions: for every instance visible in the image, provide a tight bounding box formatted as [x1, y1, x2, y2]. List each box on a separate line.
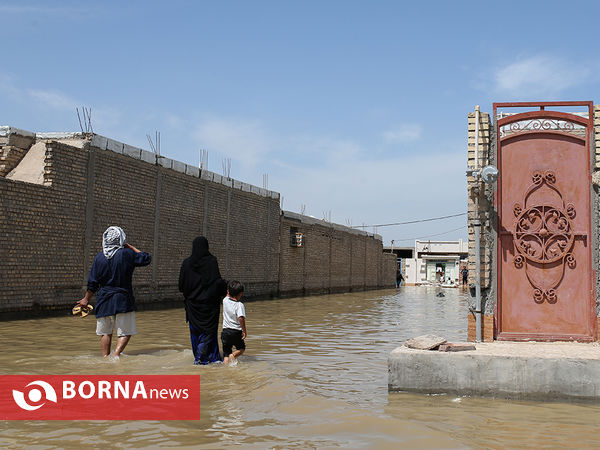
[404, 258, 426, 284]
[415, 239, 468, 254]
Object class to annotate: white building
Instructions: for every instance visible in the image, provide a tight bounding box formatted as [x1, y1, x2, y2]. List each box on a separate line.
[403, 240, 468, 286]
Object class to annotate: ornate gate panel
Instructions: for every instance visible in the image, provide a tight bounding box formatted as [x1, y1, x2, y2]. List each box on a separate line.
[495, 102, 596, 341]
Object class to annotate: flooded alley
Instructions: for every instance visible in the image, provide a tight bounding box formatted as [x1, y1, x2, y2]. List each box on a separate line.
[1, 286, 600, 448]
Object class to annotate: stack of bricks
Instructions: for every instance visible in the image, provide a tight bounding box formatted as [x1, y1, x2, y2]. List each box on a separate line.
[467, 110, 493, 290]
[467, 312, 494, 342]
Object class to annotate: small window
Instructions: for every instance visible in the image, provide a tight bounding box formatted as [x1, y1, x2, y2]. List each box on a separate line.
[290, 227, 304, 247]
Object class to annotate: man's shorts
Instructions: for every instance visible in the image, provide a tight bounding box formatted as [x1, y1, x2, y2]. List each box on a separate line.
[96, 311, 137, 337]
[221, 328, 245, 356]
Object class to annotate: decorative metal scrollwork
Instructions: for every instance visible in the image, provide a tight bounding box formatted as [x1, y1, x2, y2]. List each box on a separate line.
[512, 171, 584, 304]
[500, 118, 585, 138]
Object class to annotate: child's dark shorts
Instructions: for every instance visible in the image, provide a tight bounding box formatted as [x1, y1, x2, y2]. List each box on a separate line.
[221, 328, 246, 356]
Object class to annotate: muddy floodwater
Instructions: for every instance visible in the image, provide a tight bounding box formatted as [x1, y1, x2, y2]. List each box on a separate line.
[2, 286, 600, 448]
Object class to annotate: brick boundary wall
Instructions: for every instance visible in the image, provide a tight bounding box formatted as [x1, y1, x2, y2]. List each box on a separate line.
[279, 211, 395, 296]
[0, 129, 396, 314]
[0, 127, 35, 176]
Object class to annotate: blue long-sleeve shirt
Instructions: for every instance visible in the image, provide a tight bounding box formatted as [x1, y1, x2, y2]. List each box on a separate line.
[87, 248, 152, 318]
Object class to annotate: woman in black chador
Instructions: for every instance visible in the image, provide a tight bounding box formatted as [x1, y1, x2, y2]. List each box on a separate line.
[179, 236, 226, 364]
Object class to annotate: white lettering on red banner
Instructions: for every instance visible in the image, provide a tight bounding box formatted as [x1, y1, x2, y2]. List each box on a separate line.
[0, 375, 200, 420]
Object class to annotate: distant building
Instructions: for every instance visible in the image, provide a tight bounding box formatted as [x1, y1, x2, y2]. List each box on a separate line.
[399, 240, 468, 286]
[382, 246, 414, 271]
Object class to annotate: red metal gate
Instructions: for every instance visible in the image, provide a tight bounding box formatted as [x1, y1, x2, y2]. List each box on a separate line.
[495, 101, 596, 341]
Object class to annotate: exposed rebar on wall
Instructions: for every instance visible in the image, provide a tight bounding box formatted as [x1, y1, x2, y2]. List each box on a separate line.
[76, 107, 93, 134]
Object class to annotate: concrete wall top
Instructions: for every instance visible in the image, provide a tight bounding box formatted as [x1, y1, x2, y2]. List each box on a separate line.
[0, 126, 281, 201]
[36, 132, 86, 140]
[0, 126, 37, 149]
[281, 210, 382, 241]
[84, 131, 281, 200]
[0, 126, 36, 138]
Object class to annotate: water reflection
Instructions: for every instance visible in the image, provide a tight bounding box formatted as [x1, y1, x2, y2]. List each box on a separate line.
[1, 286, 599, 448]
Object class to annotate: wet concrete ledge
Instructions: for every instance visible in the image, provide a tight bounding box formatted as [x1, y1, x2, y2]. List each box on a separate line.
[388, 342, 600, 401]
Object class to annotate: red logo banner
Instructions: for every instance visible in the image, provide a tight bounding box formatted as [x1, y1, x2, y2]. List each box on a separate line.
[0, 375, 200, 420]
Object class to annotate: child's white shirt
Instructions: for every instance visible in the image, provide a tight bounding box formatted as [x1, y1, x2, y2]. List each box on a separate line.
[222, 296, 245, 330]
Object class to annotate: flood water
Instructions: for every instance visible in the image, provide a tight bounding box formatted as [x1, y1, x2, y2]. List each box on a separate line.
[2, 286, 600, 448]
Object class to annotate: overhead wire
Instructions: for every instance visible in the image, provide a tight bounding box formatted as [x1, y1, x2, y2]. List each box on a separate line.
[392, 225, 467, 242]
[353, 212, 467, 229]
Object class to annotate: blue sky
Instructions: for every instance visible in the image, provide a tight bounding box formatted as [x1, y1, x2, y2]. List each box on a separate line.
[2, 1, 599, 245]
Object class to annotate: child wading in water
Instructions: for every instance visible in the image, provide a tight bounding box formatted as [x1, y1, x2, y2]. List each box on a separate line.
[221, 280, 247, 365]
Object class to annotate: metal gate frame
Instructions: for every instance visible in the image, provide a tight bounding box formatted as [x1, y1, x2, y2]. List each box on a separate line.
[493, 101, 596, 341]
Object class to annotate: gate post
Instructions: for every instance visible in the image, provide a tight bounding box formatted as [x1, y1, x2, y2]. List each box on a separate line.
[467, 108, 495, 342]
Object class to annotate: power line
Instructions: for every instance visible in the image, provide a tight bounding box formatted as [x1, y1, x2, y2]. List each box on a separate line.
[353, 212, 467, 229]
[393, 225, 467, 242]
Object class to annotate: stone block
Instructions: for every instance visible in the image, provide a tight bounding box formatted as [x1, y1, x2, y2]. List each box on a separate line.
[185, 165, 200, 177]
[106, 138, 124, 154]
[122, 144, 142, 159]
[233, 180, 242, 190]
[123, 145, 142, 159]
[438, 343, 477, 352]
[158, 157, 173, 169]
[241, 182, 251, 192]
[405, 335, 447, 350]
[140, 149, 156, 164]
[172, 160, 186, 173]
[221, 177, 233, 187]
[201, 170, 214, 181]
[213, 173, 223, 184]
[250, 185, 260, 195]
[90, 135, 108, 150]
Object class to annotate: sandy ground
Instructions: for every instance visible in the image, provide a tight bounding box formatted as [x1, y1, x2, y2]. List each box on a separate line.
[394, 341, 600, 360]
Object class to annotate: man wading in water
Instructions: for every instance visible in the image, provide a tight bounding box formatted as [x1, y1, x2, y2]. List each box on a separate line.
[76, 226, 152, 357]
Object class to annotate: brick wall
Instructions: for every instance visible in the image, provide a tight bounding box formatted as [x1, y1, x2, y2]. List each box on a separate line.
[77, 142, 282, 306]
[279, 212, 395, 296]
[330, 229, 352, 293]
[0, 131, 396, 313]
[467, 313, 494, 342]
[0, 142, 88, 311]
[0, 147, 28, 176]
[0, 127, 35, 176]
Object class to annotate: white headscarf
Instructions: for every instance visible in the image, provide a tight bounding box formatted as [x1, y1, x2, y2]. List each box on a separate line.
[102, 226, 126, 259]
